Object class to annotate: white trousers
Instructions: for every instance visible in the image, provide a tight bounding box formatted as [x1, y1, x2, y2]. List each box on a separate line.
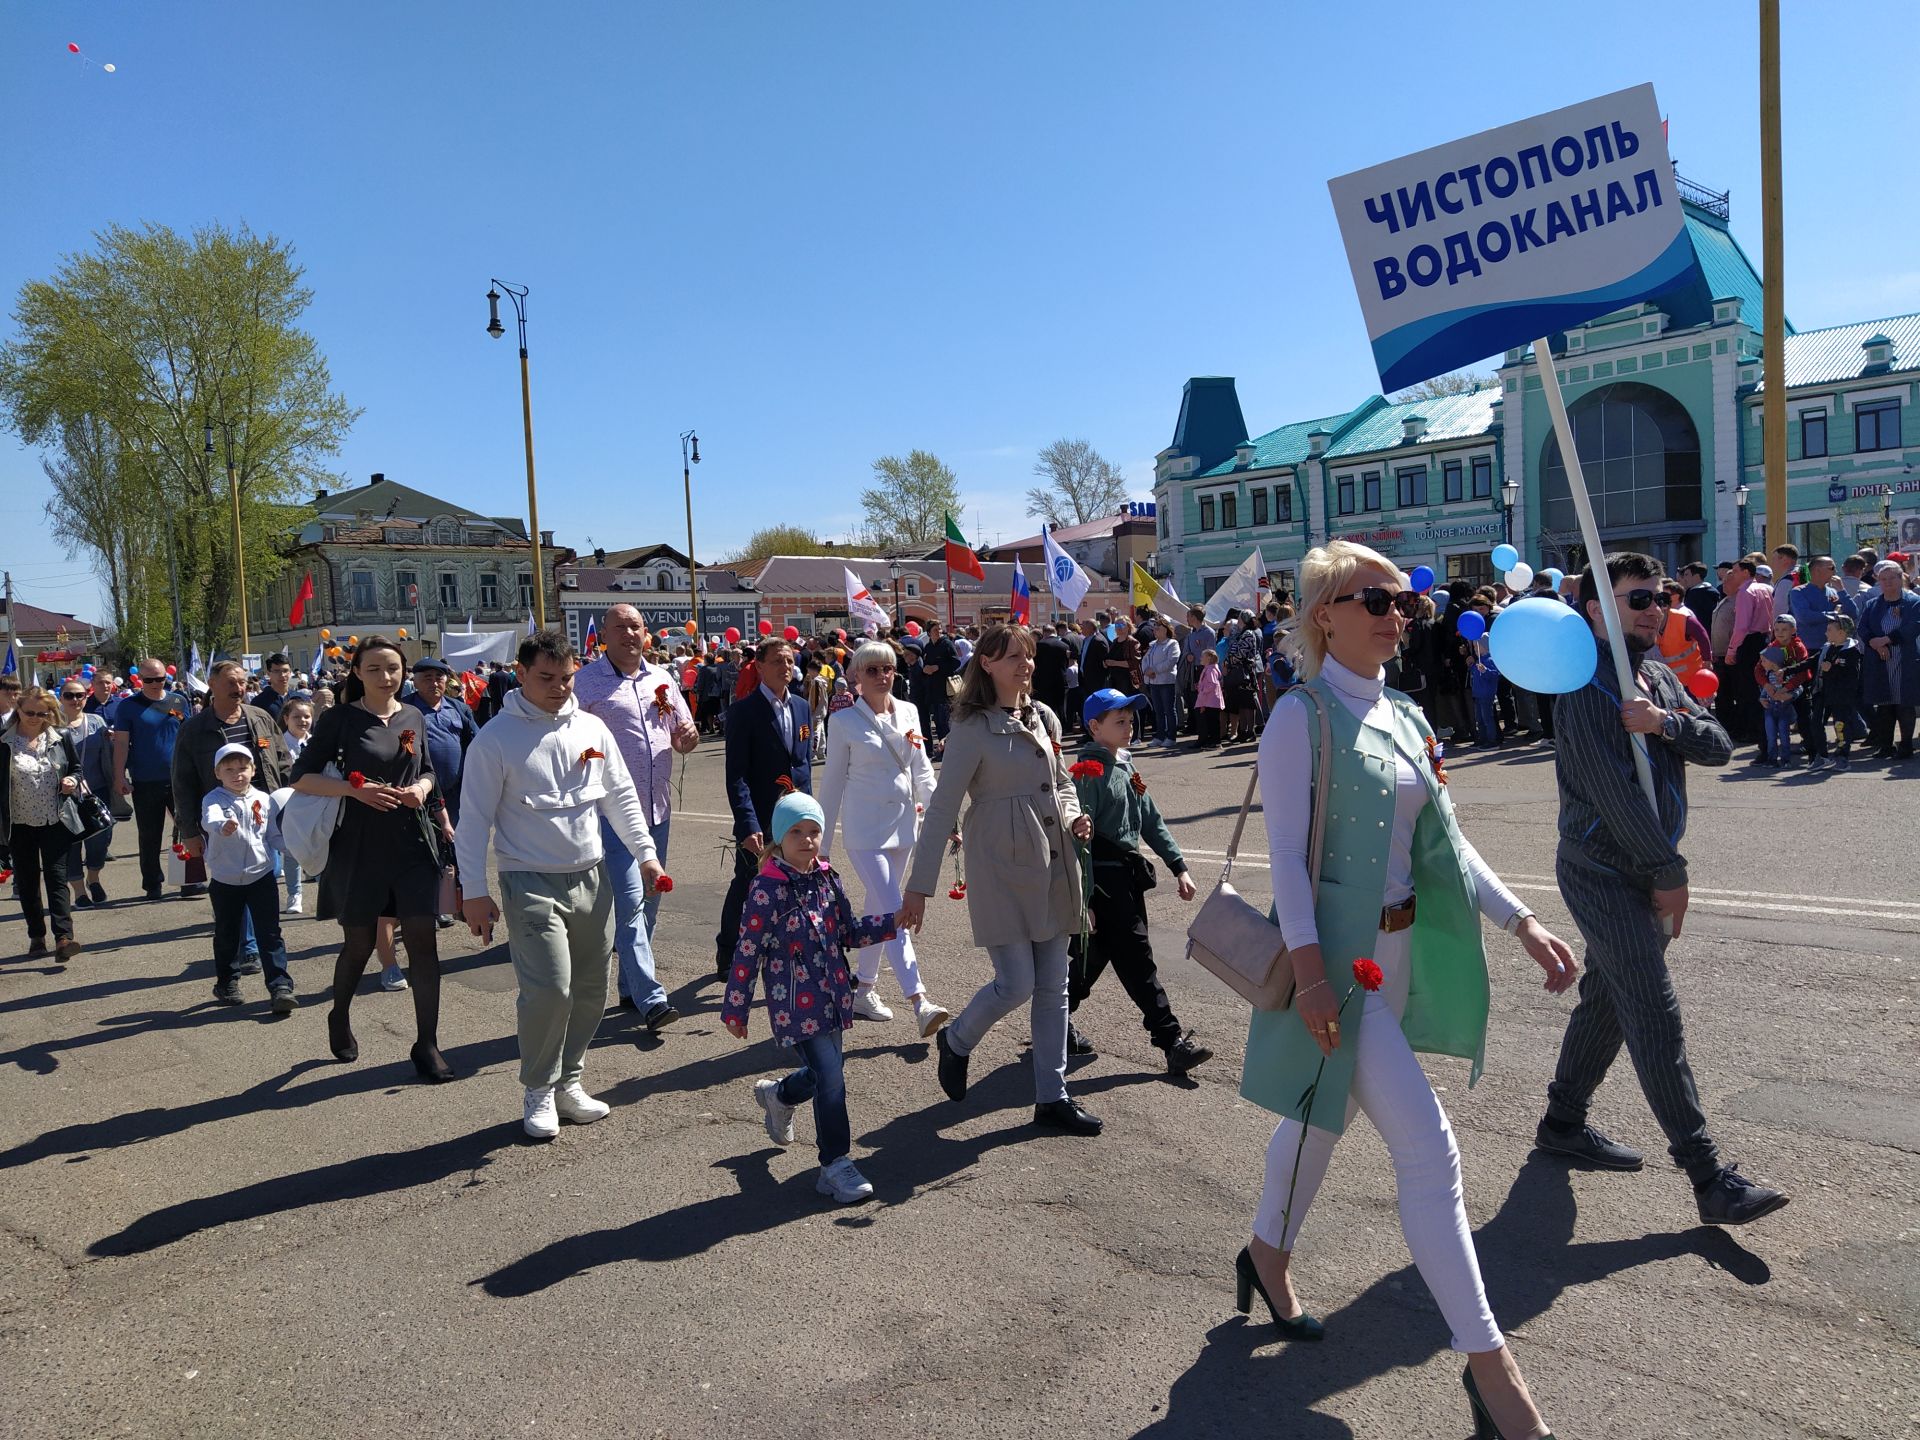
[844, 843, 926, 999]
[1251, 926, 1502, 1354]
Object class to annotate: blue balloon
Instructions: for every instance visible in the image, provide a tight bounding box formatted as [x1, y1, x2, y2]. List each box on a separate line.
[1456, 609, 1487, 642]
[1490, 543, 1519, 573]
[1488, 596, 1598, 694]
[1432, 591, 1451, 617]
[1407, 564, 1436, 593]
[1541, 567, 1565, 588]
[1104, 624, 1116, 641]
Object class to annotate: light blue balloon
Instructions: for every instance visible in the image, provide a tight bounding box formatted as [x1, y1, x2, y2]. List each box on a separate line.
[1432, 591, 1451, 617]
[1488, 596, 1597, 694]
[1407, 564, 1436, 593]
[1542, 567, 1565, 588]
[1104, 624, 1116, 641]
[1490, 543, 1519, 573]
[1456, 609, 1487, 642]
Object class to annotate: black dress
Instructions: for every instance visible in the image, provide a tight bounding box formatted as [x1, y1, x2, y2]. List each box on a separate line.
[293, 701, 443, 925]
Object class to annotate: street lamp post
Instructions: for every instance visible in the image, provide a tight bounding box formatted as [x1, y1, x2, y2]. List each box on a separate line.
[486, 281, 546, 629]
[681, 431, 702, 638]
[1735, 483, 1751, 555]
[204, 418, 250, 657]
[1499, 476, 1520, 549]
[888, 558, 903, 630]
[145, 440, 189, 673]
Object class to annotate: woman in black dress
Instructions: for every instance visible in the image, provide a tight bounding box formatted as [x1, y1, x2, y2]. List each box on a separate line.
[291, 636, 456, 1081]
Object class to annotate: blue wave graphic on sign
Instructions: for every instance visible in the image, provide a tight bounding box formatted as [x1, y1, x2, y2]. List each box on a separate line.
[1371, 229, 1700, 393]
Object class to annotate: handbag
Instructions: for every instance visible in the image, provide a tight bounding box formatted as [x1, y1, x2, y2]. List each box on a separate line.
[1184, 687, 1332, 1010]
[60, 782, 113, 843]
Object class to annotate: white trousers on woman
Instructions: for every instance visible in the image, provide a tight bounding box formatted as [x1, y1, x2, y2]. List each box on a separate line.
[1251, 926, 1502, 1354]
[844, 844, 926, 998]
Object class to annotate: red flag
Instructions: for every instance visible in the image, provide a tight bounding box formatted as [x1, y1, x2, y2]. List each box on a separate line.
[289, 572, 314, 627]
[943, 512, 985, 582]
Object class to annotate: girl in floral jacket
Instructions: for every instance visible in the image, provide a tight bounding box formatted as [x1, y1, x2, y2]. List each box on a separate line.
[722, 792, 899, 1203]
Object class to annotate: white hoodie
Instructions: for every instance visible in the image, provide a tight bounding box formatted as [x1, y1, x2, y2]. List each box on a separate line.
[455, 687, 656, 900]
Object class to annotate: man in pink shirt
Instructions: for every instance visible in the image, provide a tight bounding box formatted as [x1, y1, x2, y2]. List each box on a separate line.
[1721, 557, 1774, 746]
[573, 603, 700, 1029]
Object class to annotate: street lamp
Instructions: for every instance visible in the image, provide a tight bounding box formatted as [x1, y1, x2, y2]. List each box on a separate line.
[1499, 476, 1520, 549]
[681, 430, 702, 638]
[485, 280, 547, 629]
[1734, 483, 1751, 555]
[204, 417, 251, 657]
[888, 558, 903, 629]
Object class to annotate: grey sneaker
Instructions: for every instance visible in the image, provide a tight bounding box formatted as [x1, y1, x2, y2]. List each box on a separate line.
[754, 1078, 796, 1145]
[815, 1157, 874, 1204]
[379, 964, 409, 992]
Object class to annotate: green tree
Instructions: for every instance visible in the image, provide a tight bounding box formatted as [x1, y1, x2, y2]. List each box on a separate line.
[1026, 437, 1128, 527]
[861, 450, 960, 550]
[1392, 370, 1493, 403]
[729, 523, 837, 563]
[0, 221, 358, 658]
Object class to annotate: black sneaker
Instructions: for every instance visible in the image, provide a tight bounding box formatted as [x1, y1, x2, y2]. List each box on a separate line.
[935, 1027, 970, 1102]
[88, 881, 108, 905]
[212, 979, 244, 1006]
[644, 1001, 680, 1034]
[236, 953, 263, 977]
[72, 888, 94, 909]
[145, 887, 163, 902]
[1695, 1165, 1790, 1226]
[270, 988, 299, 1014]
[1162, 1032, 1214, 1076]
[1534, 1117, 1645, 1171]
[1033, 1098, 1103, 1135]
[1066, 1022, 1096, 1057]
[180, 883, 208, 898]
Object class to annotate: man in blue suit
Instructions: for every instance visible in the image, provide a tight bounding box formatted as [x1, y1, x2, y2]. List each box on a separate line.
[714, 637, 814, 976]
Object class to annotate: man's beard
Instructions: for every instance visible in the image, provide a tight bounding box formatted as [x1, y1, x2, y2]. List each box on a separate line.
[1623, 631, 1657, 659]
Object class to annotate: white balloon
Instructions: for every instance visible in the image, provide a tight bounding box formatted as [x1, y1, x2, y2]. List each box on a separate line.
[1506, 562, 1535, 590]
[103, 63, 115, 72]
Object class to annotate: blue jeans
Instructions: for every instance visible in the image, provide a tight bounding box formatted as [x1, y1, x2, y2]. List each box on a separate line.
[68, 819, 113, 878]
[210, 873, 290, 991]
[1763, 703, 1795, 763]
[602, 815, 668, 1010]
[1147, 683, 1179, 742]
[776, 1028, 849, 1164]
[1473, 692, 1500, 746]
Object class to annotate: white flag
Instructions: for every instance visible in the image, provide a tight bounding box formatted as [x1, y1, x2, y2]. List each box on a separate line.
[525, 610, 536, 637]
[844, 567, 891, 635]
[1203, 547, 1267, 627]
[188, 641, 204, 678]
[1042, 525, 1092, 615]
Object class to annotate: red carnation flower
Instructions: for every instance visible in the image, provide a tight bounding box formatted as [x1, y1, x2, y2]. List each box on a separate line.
[947, 882, 968, 900]
[1352, 957, 1385, 992]
[1068, 759, 1105, 780]
[654, 684, 670, 704]
[399, 729, 416, 755]
[347, 772, 367, 788]
[0, 868, 12, 884]
[653, 874, 674, 893]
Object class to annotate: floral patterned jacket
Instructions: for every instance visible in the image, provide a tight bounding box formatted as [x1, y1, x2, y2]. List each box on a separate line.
[721, 855, 898, 1046]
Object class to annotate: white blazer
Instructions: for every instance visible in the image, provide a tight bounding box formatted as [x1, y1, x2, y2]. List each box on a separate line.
[817, 696, 936, 855]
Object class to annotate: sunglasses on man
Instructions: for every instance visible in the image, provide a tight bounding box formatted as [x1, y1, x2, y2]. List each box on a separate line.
[1618, 588, 1660, 611]
[1331, 587, 1421, 618]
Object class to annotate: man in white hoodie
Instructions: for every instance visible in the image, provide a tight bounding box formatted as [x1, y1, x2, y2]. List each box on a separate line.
[458, 630, 665, 1139]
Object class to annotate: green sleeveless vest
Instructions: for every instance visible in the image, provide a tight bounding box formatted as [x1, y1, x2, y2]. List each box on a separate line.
[1238, 677, 1489, 1133]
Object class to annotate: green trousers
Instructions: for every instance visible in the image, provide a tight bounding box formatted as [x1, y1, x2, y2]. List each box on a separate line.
[500, 867, 615, 1090]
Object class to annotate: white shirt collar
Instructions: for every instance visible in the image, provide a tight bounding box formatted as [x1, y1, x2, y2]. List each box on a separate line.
[1320, 654, 1385, 705]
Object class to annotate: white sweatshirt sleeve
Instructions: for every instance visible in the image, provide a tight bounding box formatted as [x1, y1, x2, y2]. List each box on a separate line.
[1257, 691, 1322, 952]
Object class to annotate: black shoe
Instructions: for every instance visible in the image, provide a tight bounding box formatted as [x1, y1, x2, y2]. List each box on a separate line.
[1535, 1117, 1644, 1171]
[1066, 1022, 1096, 1057]
[1872, 746, 1896, 759]
[1163, 1032, 1214, 1076]
[435, 913, 456, 929]
[715, 954, 732, 980]
[236, 952, 262, 977]
[212, 979, 244, 1006]
[1233, 1247, 1324, 1341]
[180, 883, 208, 898]
[72, 887, 94, 909]
[1463, 1363, 1555, 1440]
[615, 994, 639, 1012]
[644, 1001, 680, 1034]
[327, 1008, 359, 1063]
[1695, 1165, 1789, 1226]
[1033, 1098, 1103, 1135]
[89, 881, 107, 905]
[935, 1027, 969, 1102]
[410, 1041, 456, 1083]
[145, 887, 163, 902]
[1898, 742, 1916, 760]
[25, 937, 51, 960]
[270, 988, 299, 1014]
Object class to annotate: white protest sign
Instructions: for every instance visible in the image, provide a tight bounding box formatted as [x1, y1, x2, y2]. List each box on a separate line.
[1328, 84, 1692, 392]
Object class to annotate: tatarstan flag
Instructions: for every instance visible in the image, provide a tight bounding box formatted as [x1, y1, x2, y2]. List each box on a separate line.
[944, 512, 985, 581]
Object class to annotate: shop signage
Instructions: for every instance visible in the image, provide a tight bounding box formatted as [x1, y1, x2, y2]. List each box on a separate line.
[1840, 479, 1920, 500]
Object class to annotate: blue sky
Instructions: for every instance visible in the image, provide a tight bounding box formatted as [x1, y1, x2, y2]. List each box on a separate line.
[4, 0, 1918, 626]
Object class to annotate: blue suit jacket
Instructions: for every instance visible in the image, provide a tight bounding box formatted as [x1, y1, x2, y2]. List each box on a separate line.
[724, 688, 813, 839]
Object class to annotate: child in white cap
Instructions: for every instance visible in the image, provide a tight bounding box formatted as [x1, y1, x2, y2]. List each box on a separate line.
[202, 742, 294, 1009]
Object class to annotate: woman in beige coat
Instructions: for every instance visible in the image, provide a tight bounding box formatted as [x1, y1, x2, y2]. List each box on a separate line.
[899, 625, 1100, 1134]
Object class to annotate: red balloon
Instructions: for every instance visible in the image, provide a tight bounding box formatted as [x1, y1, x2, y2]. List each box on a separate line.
[834, 629, 847, 643]
[1684, 669, 1719, 701]
[165, 664, 177, 676]
[724, 626, 741, 644]
[904, 621, 921, 637]
[68, 43, 80, 53]
[757, 619, 773, 636]
[681, 665, 697, 689]
[782, 626, 799, 642]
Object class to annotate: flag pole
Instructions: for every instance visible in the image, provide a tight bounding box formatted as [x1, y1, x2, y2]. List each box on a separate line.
[1533, 336, 1658, 811]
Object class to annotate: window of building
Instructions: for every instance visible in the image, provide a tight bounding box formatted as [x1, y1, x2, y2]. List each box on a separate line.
[1199, 495, 1216, 531]
[1471, 456, 1493, 499]
[517, 570, 534, 611]
[904, 578, 920, 597]
[1272, 568, 1297, 602]
[1443, 460, 1464, 503]
[350, 570, 376, 611]
[1362, 472, 1381, 512]
[1856, 400, 1901, 453]
[1787, 519, 1832, 556]
[1539, 382, 1702, 533]
[438, 571, 460, 608]
[479, 572, 500, 610]
[1250, 489, 1268, 526]
[1220, 493, 1238, 529]
[1276, 486, 1293, 523]
[1445, 552, 1492, 587]
[1337, 478, 1355, 515]
[394, 569, 418, 608]
[1396, 466, 1428, 507]
[1800, 412, 1828, 459]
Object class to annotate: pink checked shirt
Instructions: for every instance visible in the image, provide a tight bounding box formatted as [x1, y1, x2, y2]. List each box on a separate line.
[1727, 581, 1776, 660]
[572, 655, 693, 827]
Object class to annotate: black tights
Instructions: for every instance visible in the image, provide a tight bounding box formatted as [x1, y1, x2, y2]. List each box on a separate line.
[333, 918, 442, 1049]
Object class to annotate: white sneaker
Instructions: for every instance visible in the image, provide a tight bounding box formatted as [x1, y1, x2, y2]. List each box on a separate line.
[555, 1082, 610, 1124]
[282, 896, 303, 916]
[754, 1078, 796, 1145]
[379, 964, 408, 992]
[852, 987, 894, 1022]
[816, 1156, 874, 1204]
[913, 996, 952, 1038]
[522, 1086, 559, 1140]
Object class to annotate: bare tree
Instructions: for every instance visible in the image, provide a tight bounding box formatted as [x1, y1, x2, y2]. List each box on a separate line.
[1392, 370, 1493, 403]
[861, 450, 960, 550]
[1026, 438, 1128, 527]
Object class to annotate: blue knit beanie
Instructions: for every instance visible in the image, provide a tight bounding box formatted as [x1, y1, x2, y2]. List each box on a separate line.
[769, 791, 825, 846]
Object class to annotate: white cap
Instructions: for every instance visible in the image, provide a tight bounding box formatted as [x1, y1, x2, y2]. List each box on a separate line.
[213, 742, 255, 769]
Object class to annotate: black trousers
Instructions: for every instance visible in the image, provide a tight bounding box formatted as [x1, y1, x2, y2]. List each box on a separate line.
[11, 821, 74, 942]
[714, 841, 762, 970]
[131, 780, 175, 895]
[1725, 635, 1766, 743]
[1067, 872, 1180, 1046]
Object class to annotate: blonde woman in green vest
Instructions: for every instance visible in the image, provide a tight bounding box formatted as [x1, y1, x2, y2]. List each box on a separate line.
[1239, 541, 1579, 1440]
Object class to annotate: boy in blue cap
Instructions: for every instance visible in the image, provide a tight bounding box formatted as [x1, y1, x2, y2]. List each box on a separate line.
[1065, 689, 1211, 1075]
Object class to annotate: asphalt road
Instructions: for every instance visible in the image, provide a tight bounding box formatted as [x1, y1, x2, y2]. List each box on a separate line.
[2, 729, 1916, 1439]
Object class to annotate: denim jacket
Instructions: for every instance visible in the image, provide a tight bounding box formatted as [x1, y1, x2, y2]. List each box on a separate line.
[721, 856, 897, 1046]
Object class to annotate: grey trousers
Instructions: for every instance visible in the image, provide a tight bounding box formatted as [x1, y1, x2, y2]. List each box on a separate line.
[948, 934, 1071, 1104]
[1546, 858, 1721, 1182]
[501, 867, 615, 1091]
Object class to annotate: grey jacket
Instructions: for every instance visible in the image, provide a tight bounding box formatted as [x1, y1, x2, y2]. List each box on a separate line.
[906, 701, 1084, 947]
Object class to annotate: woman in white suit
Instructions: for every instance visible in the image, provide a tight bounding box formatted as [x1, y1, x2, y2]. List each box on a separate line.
[818, 640, 952, 1037]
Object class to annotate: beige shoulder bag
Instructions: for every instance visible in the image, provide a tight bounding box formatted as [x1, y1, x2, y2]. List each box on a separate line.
[1184, 687, 1332, 1010]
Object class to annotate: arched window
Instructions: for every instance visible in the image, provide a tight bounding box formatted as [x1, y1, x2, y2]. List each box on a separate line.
[1540, 382, 1702, 534]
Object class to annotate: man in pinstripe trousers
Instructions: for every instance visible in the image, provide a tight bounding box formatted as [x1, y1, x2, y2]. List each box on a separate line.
[1536, 552, 1790, 1227]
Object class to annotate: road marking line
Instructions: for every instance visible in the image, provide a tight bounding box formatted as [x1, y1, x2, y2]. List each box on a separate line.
[1500, 874, 1920, 913]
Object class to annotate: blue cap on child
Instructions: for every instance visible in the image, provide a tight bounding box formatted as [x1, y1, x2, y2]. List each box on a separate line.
[769, 791, 825, 846]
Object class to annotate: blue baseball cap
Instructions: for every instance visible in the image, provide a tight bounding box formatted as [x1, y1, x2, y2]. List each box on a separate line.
[769, 792, 825, 846]
[1082, 687, 1149, 728]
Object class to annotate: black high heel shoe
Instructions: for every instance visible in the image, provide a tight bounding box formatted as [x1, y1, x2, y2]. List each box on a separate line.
[1462, 1363, 1555, 1440]
[327, 1009, 358, 1063]
[1233, 1247, 1324, 1341]
[410, 1041, 455, 1083]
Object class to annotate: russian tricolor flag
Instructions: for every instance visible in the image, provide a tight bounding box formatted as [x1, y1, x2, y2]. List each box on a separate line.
[1010, 556, 1031, 625]
[584, 616, 600, 653]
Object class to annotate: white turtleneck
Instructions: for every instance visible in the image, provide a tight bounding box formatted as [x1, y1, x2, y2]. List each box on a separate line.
[1255, 655, 1526, 951]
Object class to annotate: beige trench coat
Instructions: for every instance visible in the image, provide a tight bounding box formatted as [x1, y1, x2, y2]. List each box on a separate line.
[905, 702, 1084, 947]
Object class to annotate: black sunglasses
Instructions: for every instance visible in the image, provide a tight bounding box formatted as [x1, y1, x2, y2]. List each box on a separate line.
[1654, 592, 1674, 607]
[1331, 587, 1420, 619]
[141, 675, 166, 684]
[1620, 588, 1659, 611]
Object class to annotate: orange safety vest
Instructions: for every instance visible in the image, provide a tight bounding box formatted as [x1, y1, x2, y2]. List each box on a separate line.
[1657, 609, 1705, 679]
